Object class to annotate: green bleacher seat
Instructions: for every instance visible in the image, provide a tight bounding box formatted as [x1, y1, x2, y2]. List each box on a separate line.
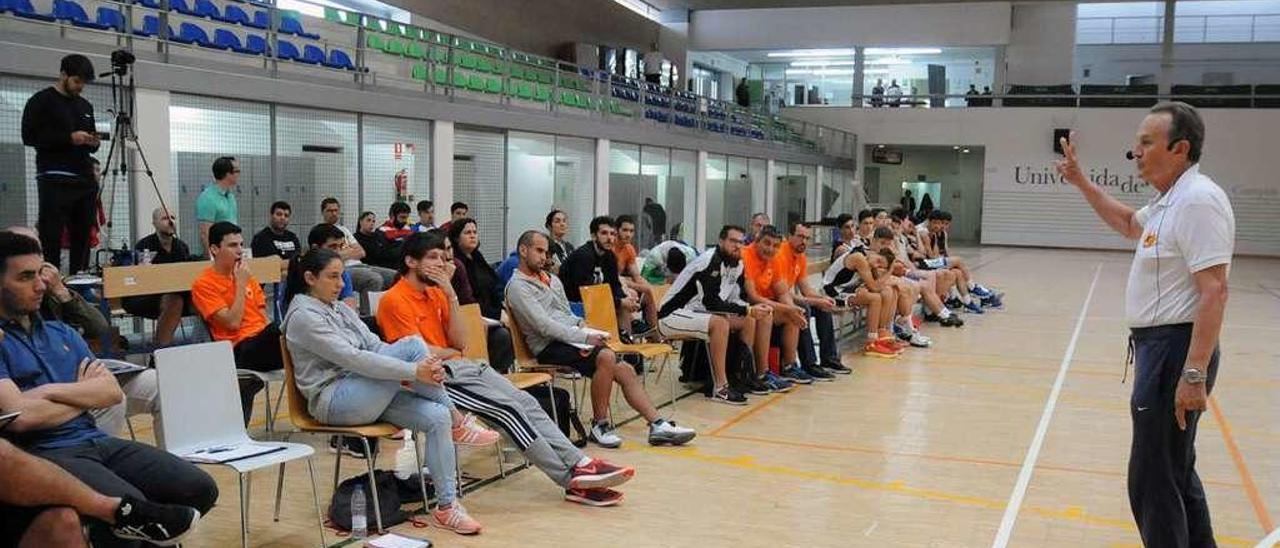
[384, 40, 405, 56]
[510, 66, 524, 80]
[538, 72, 553, 85]
[411, 64, 428, 81]
[477, 57, 493, 73]
[517, 82, 534, 99]
[460, 54, 478, 70]
[434, 67, 448, 85]
[535, 86, 551, 102]
[405, 42, 425, 59]
[453, 72, 468, 88]
[324, 7, 342, 23]
[366, 34, 385, 52]
[491, 61, 505, 75]
[364, 17, 383, 33]
[468, 75, 487, 92]
[430, 48, 448, 63]
[385, 22, 405, 36]
[486, 78, 502, 94]
[559, 91, 573, 106]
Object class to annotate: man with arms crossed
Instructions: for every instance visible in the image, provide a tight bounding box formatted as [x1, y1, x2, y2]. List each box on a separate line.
[1056, 102, 1232, 548]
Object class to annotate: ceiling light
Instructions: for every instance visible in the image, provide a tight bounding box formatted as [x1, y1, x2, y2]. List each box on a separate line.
[876, 144, 885, 149]
[953, 145, 960, 150]
[962, 148, 971, 153]
[767, 48, 857, 58]
[863, 68, 890, 75]
[867, 57, 911, 66]
[865, 48, 942, 55]
[790, 60, 857, 67]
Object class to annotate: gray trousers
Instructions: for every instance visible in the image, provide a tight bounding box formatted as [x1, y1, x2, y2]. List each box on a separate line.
[348, 263, 397, 292]
[443, 358, 584, 488]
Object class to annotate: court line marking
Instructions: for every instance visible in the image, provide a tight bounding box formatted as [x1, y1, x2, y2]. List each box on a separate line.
[1256, 526, 1280, 548]
[1210, 396, 1275, 534]
[992, 262, 1102, 548]
[707, 390, 792, 437]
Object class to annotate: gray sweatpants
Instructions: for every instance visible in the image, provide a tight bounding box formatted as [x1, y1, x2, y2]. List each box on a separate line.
[443, 358, 585, 488]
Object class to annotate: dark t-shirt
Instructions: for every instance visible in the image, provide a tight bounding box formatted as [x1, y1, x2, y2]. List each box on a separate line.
[251, 227, 301, 261]
[559, 243, 624, 304]
[135, 233, 193, 264]
[21, 87, 98, 178]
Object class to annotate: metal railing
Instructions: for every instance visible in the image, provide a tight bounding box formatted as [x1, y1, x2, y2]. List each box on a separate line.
[786, 91, 1280, 109]
[1076, 13, 1280, 44]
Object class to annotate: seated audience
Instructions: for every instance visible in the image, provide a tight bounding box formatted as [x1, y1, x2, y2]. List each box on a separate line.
[544, 209, 574, 275]
[190, 222, 276, 424]
[883, 209, 964, 328]
[446, 220, 515, 373]
[438, 202, 468, 234]
[249, 201, 300, 276]
[354, 210, 401, 271]
[0, 227, 111, 351]
[613, 215, 658, 335]
[378, 202, 414, 245]
[744, 212, 769, 244]
[495, 248, 520, 288]
[740, 225, 827, 383]
[0, 438, 203, 547]
[559, 216, 642, 338]
[411, 200, 435, 233]
[774, 223, 851, 374]
[0, 232, 218, 547]
[656, 225, 787, 403]
[640, 239, 695, 284]
[822, 234, 903, 358]
[123, 207, 197, 347]
[830, 213, 857, 262]
[868, 227, 933, 348]
[321, 198, 395, 293]
[506, 231, 696, 448]
[917, 210, 1000, 312]
[283, 248, 499, 535]
[375, 232, 636, 506]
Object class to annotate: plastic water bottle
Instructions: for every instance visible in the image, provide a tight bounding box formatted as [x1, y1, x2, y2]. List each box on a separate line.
[350, 485, 368, 539]
[394, 430, 417, 480]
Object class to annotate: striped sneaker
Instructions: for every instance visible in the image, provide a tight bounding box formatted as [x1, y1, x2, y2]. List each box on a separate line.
[431, 502, 482, 535]
[568, 458, 635, 490]
[565, 487, 624, 507]
[452, 414, 500, 446]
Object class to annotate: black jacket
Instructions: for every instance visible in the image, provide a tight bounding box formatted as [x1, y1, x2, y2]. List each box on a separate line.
[21, 87, 99, 178]
[354, 230, 399, 270]
[559, 242, 624, 304]
[457, 248, 502, 319]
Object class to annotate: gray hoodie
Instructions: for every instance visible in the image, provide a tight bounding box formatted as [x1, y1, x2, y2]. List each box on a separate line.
[504, 268, 589, 356]
[281, 293, 418, 421]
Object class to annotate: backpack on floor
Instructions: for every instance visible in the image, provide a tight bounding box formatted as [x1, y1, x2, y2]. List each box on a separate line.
[328, 470, 407, 531]
[524, 384, 589, 448]
[679, 338, 755, 395]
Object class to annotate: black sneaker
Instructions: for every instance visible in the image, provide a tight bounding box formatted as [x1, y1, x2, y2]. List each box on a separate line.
[329, 435, 378, 458]
[923, 313, 942, 323]
[709, 386, 748, 405]
[945, 297, 964, 310]
[111, 495, 200, 546]
[940, 314, 965, 328]
[745, 376, 771, 395]
[802, 365, 836, 382]
[822, 361, 853, 375]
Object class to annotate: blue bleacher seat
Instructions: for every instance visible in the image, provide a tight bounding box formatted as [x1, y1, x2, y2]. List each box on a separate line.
[96, 6, 126, 31]
[134, 14, 158, 36]
[278, 15, 319, 39]
[53, 0, 110, 29]
[134, 0, 161, 8]
[275, 38, 301, 61]
[4, 0, 56, 21]
[177, 21, 210, 46]
[300, 44, 325, 65]
[168, 0, 197, 16]
[249, 9, 269, 29]
[244, 33, 269, 55]
[221, 3, 250, 25]
[212, 28, 255, 53]
[192, 0, 222, 20]
[325, 48, 354, 70]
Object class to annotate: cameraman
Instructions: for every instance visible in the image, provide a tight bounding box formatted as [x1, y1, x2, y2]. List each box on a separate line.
[21, 54, 101, 274]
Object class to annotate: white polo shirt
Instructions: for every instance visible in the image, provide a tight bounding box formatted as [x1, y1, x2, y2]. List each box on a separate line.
[1125, 164, 1235, 328]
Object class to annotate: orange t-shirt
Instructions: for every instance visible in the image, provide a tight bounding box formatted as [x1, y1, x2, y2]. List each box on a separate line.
[775, 241, 808, 290]
[376, 278, 452, 348]
[615, 243, 637, 274]
[741, 243, 780, 300]
[191, 266, 269, 346]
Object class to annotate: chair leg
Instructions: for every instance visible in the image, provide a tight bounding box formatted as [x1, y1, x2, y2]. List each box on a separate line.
[494, 438, 505, 478]
[238, 473, 249, 548]
[331, 439, 343, 492]
[273, 462, 286, 522]
[306, 458, 327, 548]
[125, 416, 136, 441]
[244, 472, 253, 530]
[411, 434, 430, 512]
[262, 381, 274, 433]
[362, 438, 385, 534]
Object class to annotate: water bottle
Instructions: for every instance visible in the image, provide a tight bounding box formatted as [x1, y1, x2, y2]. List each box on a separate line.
[394, 430, 417, 480]
[350, 484, 368, 539]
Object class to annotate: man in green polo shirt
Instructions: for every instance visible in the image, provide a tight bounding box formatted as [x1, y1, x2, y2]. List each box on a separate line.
[196, 156, 239, 252]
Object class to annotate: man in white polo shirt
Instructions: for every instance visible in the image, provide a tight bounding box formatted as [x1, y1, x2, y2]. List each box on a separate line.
[1056, 102, 1233, 548]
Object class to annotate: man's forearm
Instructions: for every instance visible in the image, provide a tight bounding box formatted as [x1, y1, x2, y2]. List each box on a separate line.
[8, 397, 87, 433]
[35, 379, 123, 409]
[1187, 286, 1227, 372]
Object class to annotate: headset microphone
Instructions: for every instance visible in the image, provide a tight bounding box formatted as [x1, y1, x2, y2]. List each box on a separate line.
[1125, 151, 1135, 160]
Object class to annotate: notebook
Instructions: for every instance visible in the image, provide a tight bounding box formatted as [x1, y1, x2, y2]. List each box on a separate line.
[182, 442, 286, 464]
[365, 533, 432, 548]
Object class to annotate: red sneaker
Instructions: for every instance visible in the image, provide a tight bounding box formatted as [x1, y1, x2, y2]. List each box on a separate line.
[565, 487, 625, 507]
[882, 337, 909, 352]
[569, 458, 636, 490]
[864, 339, 902, 358]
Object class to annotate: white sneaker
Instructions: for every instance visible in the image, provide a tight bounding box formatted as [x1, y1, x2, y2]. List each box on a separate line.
[909, 333, 933, 348]
[589, 422, 623, 449]
[648, 419, 697, 446]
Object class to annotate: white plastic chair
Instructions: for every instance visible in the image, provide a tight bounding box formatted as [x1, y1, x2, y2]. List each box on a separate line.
[154, 341, 326, 548]
[367, 290, 387, 315]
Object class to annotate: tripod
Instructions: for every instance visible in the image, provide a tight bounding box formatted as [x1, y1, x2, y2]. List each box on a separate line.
[94, 55, 172, 272]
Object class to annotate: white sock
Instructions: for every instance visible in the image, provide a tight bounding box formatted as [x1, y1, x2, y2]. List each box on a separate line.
[937, 307, 952, 319]
[576, 456, 593, 468]
[962, 294, 972, 305]
[949, 288, 960, 299]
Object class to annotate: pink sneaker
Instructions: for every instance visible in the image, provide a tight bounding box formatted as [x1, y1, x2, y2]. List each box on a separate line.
[452, 414, 500, 446]
[431, 502, 482, 535]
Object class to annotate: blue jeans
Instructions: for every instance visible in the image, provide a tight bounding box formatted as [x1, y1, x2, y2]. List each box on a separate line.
[322, 337, 459, 506]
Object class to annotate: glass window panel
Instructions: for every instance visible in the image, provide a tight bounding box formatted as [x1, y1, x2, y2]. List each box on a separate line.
[749, 158, 767, 213]
[170, 94, 271, 252]
[275, 106, 358, 237]
[774, 162, 809, 232]
[703, 153, 730, 245]
[361, 115, 430, 230]
[670, 149, 697, 245]
[454, 127, 506, 258]
[637, 146, 673, 251]
[553, 136, 595, 247]
[505, 132, 556, 250]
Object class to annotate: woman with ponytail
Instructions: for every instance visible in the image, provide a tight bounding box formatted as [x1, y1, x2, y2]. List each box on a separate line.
[281, 248, 497, 535]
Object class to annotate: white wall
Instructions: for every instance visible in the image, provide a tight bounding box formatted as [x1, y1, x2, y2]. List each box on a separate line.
[785, 106, 1279, 256]
[1006, 2, 1077, 85]
[689, 3, 1012, 51]
[864, 145, 985, 242]
[1076, 43, 1280, 85]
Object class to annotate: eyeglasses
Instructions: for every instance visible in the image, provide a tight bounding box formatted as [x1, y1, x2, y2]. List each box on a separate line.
[230, 169, 242, 174]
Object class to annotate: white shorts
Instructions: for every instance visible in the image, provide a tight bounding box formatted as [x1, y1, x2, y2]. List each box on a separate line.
[919, 257, 949, 270]
[657, 309, 712, 341]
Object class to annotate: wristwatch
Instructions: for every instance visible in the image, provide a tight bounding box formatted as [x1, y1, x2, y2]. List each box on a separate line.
[1182, 368, 1207, 385]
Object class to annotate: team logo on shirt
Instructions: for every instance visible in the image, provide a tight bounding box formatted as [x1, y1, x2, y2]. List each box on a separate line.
[1142, 232, 1158, 248]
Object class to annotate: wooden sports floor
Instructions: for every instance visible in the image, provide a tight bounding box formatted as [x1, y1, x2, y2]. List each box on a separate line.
[128, 246, 1278, 548]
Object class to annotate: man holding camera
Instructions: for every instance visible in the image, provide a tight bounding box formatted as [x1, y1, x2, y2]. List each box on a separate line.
[21, 54, 101, 274]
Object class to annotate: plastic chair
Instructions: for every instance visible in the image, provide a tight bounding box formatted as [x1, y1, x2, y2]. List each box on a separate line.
[221, 3, 250, 26]
[325, 48, 354, 70]
[95, 7, 126, 31]
[178, 21, 212, 47]
[503, 307, 585, 415]
[580, 283, 678, 407]
[192, 0, 223, 20]
[367, 290, 386, 315]
[53, 0, 109, 29]
[278, 15, 318, 39]
[244, 33, 269, 55]
[168, 0, 197, 16]
[213, 28, 253, 54]
[300, 44, 325, 65]
[249, 9, 269, 29]
[6, 0, 54, 21]
[153, 341, 324, 548]
[279, 339, 429, 534]
[275, 39, 301, 61]
[134, 0, 161, 9]
[133, 14, 160, 36]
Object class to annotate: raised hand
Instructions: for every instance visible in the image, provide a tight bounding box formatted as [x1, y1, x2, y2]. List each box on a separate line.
[1054, 131, 1088, 188]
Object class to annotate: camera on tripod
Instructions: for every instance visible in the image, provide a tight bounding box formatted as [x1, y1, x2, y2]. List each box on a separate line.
[104, 49, 135, 78]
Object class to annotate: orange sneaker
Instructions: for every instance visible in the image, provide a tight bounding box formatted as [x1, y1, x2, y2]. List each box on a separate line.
[452, 414, 500, 446]
[432, 502, 482, 535]
[881, 337, 909, 352]
[864, 339, 901, 358]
